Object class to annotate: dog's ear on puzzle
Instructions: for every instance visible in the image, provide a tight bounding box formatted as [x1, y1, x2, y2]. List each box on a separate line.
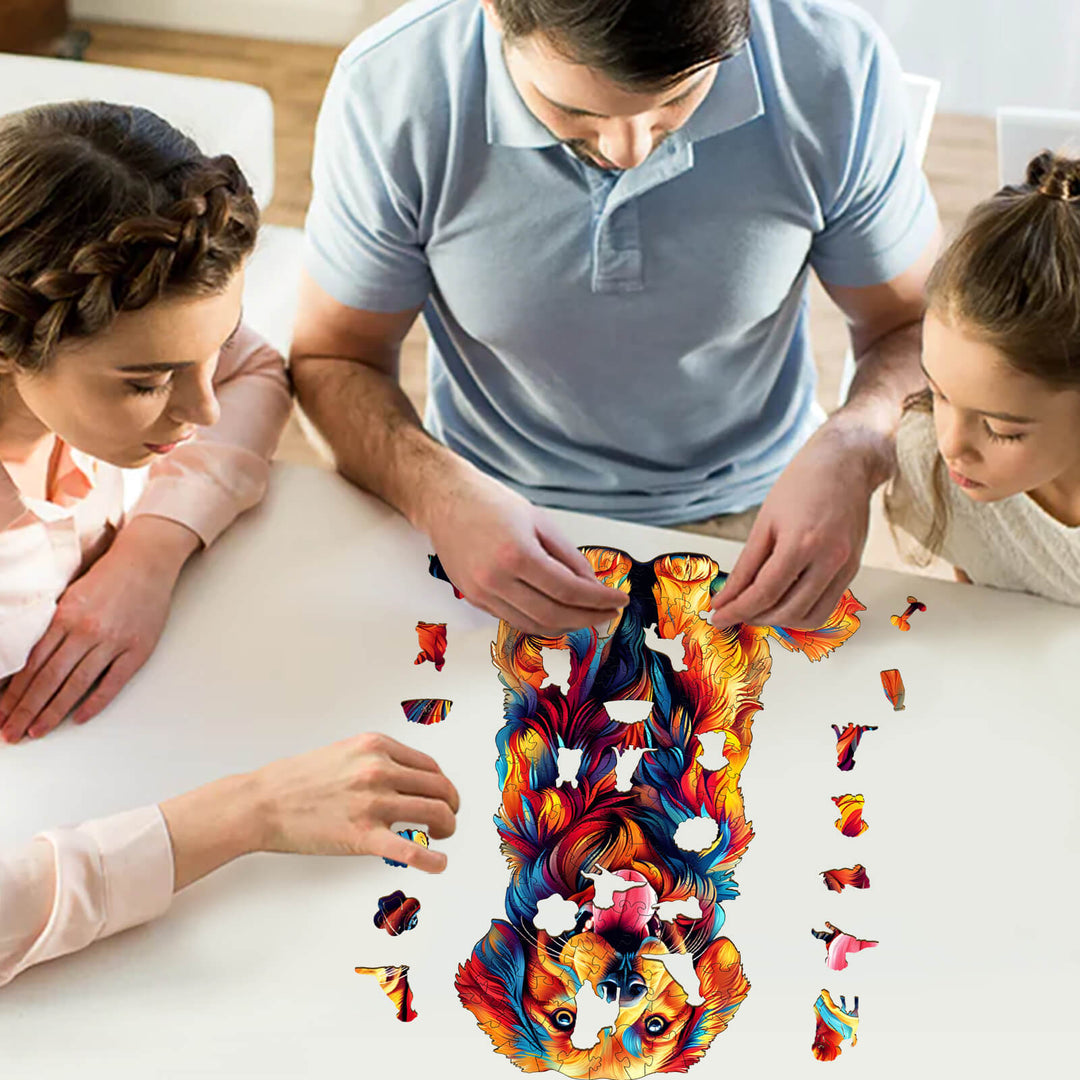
[764, 590, 865, 662]
[455, 920, 550, 1072]
[665, 938, 751, 1072]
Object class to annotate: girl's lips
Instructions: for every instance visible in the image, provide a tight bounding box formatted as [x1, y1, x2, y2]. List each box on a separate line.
[948, 467, 984, 490]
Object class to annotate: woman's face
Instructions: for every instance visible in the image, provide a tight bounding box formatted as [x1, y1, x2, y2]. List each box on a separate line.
[922, 311, 1080, 506]
[2, 272, 243, 469]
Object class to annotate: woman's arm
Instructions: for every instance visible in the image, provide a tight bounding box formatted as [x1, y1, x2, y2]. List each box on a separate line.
[1, 733, 458, 989]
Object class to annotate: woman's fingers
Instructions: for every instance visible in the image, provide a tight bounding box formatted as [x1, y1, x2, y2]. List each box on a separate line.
[27, 644, 116, 738]
[371, 828, 447, 874]
[0, 633, 96, 743]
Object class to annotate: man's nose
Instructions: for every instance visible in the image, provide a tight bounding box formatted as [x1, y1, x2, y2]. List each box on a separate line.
[598, 120, 653, 170]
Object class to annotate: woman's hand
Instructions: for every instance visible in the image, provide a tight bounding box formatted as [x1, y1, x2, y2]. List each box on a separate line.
[161, 733, 461, 886]
[0, 516, 199, 743]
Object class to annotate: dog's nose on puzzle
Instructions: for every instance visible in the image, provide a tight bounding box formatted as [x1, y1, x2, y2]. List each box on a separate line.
[455, 547, 864, 1078]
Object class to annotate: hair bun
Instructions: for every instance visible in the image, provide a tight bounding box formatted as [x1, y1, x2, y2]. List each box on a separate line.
[1027, 150, 1080, 202]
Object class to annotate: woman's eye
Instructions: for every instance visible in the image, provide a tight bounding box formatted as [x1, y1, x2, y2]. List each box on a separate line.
[550, 1008, 576, 1031]
[126, 379, 172, 397]
[644, 1014, 669, 1036]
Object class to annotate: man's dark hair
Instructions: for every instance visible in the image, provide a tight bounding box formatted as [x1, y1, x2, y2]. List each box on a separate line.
[491, 0, 752, 88]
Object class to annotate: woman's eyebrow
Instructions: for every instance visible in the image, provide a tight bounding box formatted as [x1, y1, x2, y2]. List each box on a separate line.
[116, 312, 244, 373]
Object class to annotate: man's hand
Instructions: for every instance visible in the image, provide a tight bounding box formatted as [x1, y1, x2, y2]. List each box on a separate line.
[0, 516, 199, 743]
[709, 416, 891, 630]
[419, 461, 628, 636]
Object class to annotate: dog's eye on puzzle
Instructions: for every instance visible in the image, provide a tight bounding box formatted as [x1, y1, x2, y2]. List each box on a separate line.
[550, 1007, 576, 1031]
[642, 625, 688, 671]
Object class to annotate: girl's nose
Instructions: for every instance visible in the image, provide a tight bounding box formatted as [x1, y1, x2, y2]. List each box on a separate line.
[169, 367, 220, 428]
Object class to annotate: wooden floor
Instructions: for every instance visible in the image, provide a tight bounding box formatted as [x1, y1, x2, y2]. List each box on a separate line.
[73, 19, 997, 574]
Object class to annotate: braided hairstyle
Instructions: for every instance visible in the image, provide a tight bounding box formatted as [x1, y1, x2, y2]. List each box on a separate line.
[0, 101, 258, 373]
[887, 150, 1080, 558]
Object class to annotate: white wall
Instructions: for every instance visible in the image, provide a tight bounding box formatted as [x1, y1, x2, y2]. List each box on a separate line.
[851, 0, 1080, 116]
[72, 1, 1080, 116]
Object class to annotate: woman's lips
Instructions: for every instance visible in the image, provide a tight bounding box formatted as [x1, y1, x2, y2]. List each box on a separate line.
[948, 467, 984, 490]
[145, 432, 194, 454]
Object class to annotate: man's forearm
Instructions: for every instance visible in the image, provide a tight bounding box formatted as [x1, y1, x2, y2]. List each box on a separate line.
[830, 319, 925, 486]
[292, 358, 463, 531]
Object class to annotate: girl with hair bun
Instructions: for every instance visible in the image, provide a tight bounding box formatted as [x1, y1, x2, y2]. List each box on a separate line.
[886, 151, 1080, 603]
[0, 101, 291, 737]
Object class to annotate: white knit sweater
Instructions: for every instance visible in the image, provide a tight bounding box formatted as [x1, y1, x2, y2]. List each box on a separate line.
[887, 410, 1080, 606]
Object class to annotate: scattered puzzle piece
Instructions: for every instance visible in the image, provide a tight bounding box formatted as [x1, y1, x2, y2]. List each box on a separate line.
[374, 890, 421, 936]
[820, 865, 870, 892]
[832, 794, 868, 837]
[401, 698, 452, 726]
[383, 829, 429, 868]
[831, 723, 878, 771]
[812, 990, 859, 1061]
[355, 965, 417, 1021]
[890, 595, 926, 631]
[811, 922, 878, 971]
[427, 554, 464, 599]
[414, 622, 448, 671]
[880, 668, 905, 710]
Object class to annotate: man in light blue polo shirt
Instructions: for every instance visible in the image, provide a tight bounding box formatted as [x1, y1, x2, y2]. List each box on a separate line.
[292, 0, 941, 633]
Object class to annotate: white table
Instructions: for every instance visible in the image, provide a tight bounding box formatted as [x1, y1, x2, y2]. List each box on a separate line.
[1, 463, 1076, 1077]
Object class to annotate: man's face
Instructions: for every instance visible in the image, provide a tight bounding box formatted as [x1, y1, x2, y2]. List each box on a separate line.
[494, 15, 719, 171]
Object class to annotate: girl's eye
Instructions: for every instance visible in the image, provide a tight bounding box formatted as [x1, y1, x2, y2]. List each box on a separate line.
[549, 1008, 576, 1031]
[644, 1014, 669, 1036]
[984, 423, 1025, 443]
[126, 378, 172, 397]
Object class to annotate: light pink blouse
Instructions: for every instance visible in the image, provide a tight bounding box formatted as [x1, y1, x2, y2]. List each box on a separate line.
[0, 323, 290, 987]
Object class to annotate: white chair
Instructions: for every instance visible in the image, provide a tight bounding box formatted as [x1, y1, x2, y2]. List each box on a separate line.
[835, 72, 941, 406]
[0, 52, 304, 358]
[996, 105, 1080, 187]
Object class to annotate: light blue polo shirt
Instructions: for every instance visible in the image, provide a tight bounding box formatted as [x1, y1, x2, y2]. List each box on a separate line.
[304, 0, 938, 525]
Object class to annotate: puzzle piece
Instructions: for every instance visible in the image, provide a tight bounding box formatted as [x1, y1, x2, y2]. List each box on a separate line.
[383, 829, 429, 868]
[541, 647, 573, 692]
[355, 965, 417, 1022]
[820, 865, 870, 892]
[811, 922, 878, 971]
[570, 979, 621, 1051]
[427, 554, 464, 598]
[400, 698, 452, 726]
[556, 746, 584, 788]
[832, 794, 868, 837]
[694, 731, 729, 770]
[654, 897, 704, 922]
[533, 894, 580, 936]
[603, 699, 654, 725]
[831, 723, 878, 771]
[642, 625, 687, 672]
[581, 866, 643, 909]
[414, 622, 447, 671]
[812, 990, 859, 1061]
[890, 595, 926, 631]
[610, 746, 654, 791]
[374, 890, 421, 936]
[641, 952, 704, 1006]
[880, 668, 905, 710]
[673, 814, 720, 853]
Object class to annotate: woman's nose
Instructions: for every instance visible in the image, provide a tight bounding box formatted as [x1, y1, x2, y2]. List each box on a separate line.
[170, 368, 220, 428]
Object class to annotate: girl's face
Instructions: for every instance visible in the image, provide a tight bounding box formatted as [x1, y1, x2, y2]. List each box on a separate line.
[921, 311, 1080, 505]
[1, 272, 243, 469]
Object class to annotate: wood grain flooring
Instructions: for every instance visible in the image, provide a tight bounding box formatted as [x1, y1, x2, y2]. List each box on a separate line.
[72, 19, 997, 574]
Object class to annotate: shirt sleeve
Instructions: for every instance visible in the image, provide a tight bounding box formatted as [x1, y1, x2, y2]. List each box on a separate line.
[809, 24, 939, 288]
[302, 58, 434, 313]
[0, 806, 174, 989]
[129, 324, 292, 547]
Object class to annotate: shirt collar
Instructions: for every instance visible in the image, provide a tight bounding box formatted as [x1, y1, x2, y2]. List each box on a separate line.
[484, 14, 764, 151]
[0, 439, 97, 529]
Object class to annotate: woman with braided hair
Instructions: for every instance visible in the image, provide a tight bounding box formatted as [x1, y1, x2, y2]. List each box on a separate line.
[0, 103, 460, 989]
[885, 151, 1080, 603]
[0, 101, 291, 735]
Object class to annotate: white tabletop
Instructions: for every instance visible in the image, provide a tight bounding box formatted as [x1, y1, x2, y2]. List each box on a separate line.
[0, 463, 1076, 1077]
